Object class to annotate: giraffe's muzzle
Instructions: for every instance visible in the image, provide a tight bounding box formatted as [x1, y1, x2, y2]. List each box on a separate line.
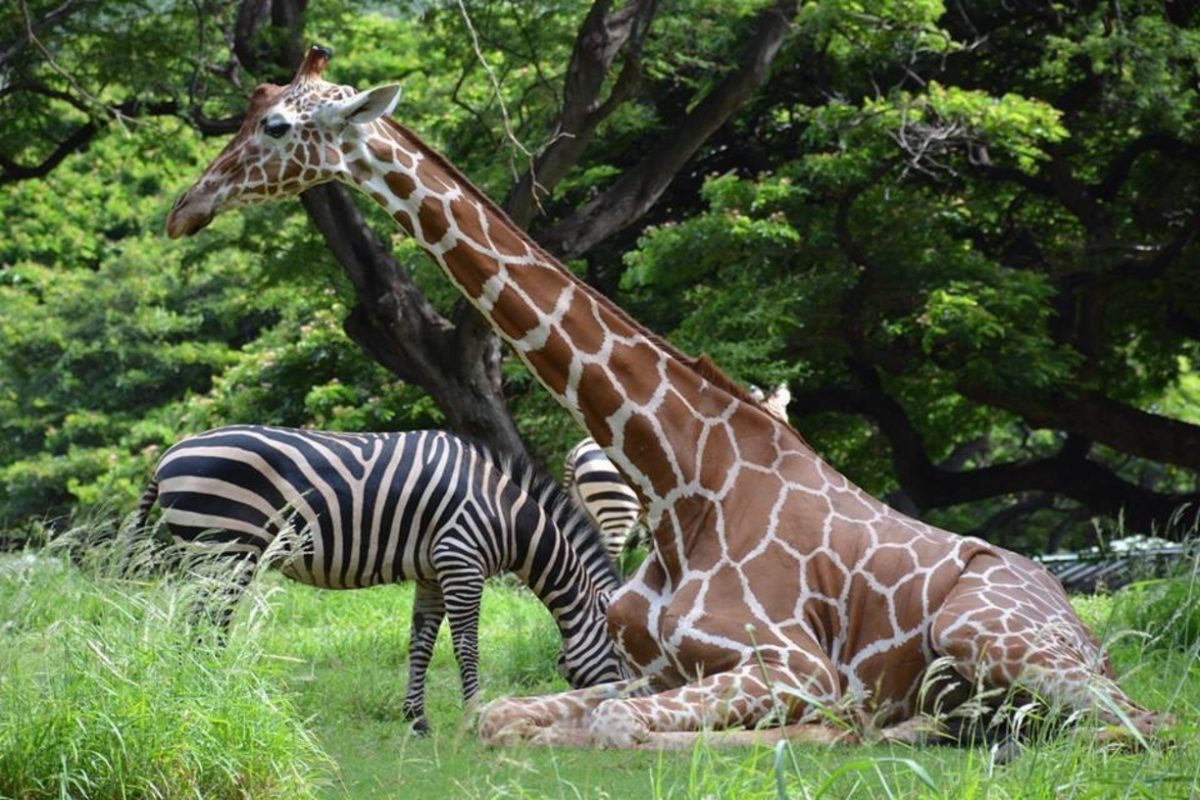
[165, 191, 215, 239]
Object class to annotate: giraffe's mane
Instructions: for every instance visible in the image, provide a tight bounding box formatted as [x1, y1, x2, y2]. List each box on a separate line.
[380, 117, 761, 411]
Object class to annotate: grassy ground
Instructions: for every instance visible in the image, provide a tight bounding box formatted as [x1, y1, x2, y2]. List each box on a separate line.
[269, 576, 1200, 800]
[2, 539, 1198, 799]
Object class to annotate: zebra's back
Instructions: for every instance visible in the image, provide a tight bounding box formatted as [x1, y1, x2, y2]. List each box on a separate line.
[156, 426, 496, 588]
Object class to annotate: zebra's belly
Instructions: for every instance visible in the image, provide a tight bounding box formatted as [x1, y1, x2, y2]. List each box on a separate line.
[273, 546, 433, 589]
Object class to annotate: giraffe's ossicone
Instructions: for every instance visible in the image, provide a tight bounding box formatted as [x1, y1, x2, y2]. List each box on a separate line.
[166, 46, 1171, 749]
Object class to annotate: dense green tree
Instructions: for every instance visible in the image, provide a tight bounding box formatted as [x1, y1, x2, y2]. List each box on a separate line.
[1, 0, 1197, 549]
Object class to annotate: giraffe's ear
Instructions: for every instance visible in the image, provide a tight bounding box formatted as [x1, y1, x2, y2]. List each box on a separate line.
[335, 84, 401, 126]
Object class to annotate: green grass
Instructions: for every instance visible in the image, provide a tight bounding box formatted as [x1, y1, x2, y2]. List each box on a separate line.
[2, 533, 1198, 799]
[0, 547, 332, 800]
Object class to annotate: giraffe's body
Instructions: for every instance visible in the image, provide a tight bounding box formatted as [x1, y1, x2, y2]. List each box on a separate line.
[167, 47, 1165, 748]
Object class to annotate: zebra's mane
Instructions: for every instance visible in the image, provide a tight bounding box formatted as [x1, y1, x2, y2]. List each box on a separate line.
[474, 443, 621, 594]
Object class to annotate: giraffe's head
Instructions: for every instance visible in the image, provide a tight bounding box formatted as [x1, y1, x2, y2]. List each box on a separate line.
[166, 46, 400, 238]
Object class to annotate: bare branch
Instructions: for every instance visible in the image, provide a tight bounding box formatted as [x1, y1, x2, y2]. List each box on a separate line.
[0, 97, 179, 185]
[0, 0, 99, 70]
[504, 0, 657, 227]
[789, 366, 1199, 536]
[540, 0, 798, 258]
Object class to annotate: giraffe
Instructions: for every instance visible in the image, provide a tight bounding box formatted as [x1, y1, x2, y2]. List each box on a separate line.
[166, 47, 1169, 749]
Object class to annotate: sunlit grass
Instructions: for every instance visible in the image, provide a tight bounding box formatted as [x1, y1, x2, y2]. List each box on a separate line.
[0, 543, 333, 800]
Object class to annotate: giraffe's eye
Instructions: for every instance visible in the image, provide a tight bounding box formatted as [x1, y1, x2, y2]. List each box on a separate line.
[263, 120, 291, 139]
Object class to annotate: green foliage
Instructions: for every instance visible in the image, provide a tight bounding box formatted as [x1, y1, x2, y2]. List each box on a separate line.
[1111, 569, 1200, 653]
[2, 0, 1199, 547]
[0, 106, 436, 528]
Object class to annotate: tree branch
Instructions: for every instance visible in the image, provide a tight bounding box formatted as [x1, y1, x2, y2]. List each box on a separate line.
[298, 183, 528, 455]
[958, 383, 1200, 473]
[1093, 131, 1200, 201]
[540, 0, 798, 258]
[789, 366, 1199, 536]
[503, 0, 657, 228]
[0, 98, 180, 185]
[0, 0, 100, 70]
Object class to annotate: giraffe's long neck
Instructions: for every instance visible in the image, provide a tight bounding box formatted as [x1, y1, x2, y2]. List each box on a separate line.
[340, 118, 769, 508]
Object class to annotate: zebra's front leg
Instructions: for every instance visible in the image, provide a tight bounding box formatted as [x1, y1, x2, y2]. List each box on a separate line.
[402, 581, 447, 734]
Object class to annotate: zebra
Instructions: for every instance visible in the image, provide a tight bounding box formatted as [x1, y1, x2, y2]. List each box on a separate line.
[563, 383, 792, 559]
[563, 437, 643, 560]
[133, 425, 627, 733]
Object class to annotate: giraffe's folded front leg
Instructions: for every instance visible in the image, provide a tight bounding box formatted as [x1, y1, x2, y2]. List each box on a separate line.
[587, 659, 846, 749]
[477, 679, 646, 745]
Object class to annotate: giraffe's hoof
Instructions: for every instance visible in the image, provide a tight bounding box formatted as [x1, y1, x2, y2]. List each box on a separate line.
[482, 718, 542, 746]
[1092, 712, 1179, 750]
[587, 699, 651, 749]
[477, 699, 539, 745]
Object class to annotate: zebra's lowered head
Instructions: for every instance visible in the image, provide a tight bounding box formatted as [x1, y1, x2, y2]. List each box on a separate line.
[494, 451, 631, 689]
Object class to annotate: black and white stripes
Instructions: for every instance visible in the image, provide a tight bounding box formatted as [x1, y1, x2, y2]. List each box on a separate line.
[563, 437, 643, 560]
[136, 425, 626, 731]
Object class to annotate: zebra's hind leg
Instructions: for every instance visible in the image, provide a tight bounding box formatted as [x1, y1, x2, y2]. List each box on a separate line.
[431, 548, 487, 719]
[187, 550, 259, 648]
[403, 582, 447, 734]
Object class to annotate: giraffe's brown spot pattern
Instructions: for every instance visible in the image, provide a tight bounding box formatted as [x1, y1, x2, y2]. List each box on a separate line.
[577, 365, 625, 445]
[670, 495, 722, 573]
[857, 635, 926, 707]
[488, 285, 542, 343]
[384, 170, 417, 200]
[805, 551, 847, 597]
[487, 214, 530, 259]
[563, 292, 607, 355]
[389, 205, 416, 236]
[803, 596, 842, 650]
[418, 200, 451, 245]
[608, 591, 656, 667]
[607, 341, 662, 407]
[863, 544, 916, 585]
[525, 328, 572, 395]
[440, 242, 497, 298]
[368, 137, 395, 163]
[696, 419, 736, 491]
[744, 542, 803, 623]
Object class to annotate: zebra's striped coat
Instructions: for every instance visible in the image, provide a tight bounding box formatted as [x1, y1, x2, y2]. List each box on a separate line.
[563, 437, 643, 560]
[137, 425, 626, 731]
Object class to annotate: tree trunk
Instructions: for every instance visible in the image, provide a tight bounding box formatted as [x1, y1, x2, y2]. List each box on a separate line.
[299, 185, 527, 456]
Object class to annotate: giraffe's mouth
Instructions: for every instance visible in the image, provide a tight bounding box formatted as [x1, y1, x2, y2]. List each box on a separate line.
[165, 194, 215, 239]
